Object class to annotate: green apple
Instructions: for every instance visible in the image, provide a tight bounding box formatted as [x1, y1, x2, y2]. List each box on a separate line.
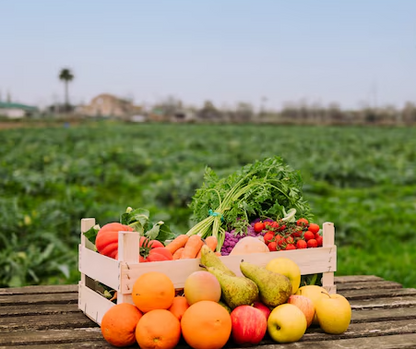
[315, 293, 351, 334]
[267, 303, 307, 343]
[265, 257, 301, 294]
[295, 285, 327, 325]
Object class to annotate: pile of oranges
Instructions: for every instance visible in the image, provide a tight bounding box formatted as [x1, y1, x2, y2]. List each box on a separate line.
[100, 271, 232, 349]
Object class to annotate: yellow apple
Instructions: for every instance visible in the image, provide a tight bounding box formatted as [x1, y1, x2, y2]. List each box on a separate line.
[295, 285, 327, 325]
[315, 293, 351, 334]
[267, 304, 307, 343]
[265, 257, 301, 294]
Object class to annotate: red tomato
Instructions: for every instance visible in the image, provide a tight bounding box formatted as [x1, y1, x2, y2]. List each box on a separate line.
[285, 244, 296, 250]
[254, 221, 266, 233]
[139, 247, 173, 262]
[315, 235, 323, 247]
[296, 218, 309, 227]
[263, 231, 275, 244]
[139, 237, 173, 262]
[276, 235, 286, 247]
[268, 241, 277, 251]
[296, 240, 307, 249]
[307, 239, 318, 248]
[303, 231, 315, 241]
[139, 236, 164, 248]
[308, 223, 320, 234]
[286, 236, 295, 245]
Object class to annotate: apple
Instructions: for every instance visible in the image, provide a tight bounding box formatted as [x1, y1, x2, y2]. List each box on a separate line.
[315, 293, 351, 334]
[295, 285, 327, 325]
[287, 295, 315, 328]
[265, 257, 301, 294]
[252, 301, 271, 320]
[267, 303, 307, 343]
[230, 305, 267, 346]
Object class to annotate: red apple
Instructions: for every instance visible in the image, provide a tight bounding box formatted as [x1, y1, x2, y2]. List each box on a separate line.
[252, 301, 271, 320]
[287, 295, 315, 328]
[230, 305, 267, 346]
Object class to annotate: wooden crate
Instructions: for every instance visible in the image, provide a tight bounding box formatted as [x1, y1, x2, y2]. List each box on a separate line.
[78, 218, 337, 325]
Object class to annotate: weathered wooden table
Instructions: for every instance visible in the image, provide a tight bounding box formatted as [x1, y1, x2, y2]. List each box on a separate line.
[1, 275, 416, 349]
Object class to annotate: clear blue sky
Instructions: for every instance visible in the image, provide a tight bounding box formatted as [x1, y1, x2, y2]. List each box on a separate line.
[1, 0, 415, 110]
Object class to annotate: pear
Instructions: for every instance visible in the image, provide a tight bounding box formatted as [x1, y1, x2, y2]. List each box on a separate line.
[240, 261, 292, 308]
[200, 264, 259, 309]
[200, 245, 236, 276]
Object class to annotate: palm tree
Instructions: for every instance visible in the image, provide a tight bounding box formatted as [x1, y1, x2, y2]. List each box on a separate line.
[58, 68, 74, 111]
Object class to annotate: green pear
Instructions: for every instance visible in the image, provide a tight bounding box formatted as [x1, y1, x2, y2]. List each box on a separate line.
[200, 245, 236, 276]
[200, 264, 259, 309]
[240, 261, 292, 308]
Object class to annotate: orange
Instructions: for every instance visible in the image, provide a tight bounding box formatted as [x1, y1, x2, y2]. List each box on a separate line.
[181, 300, 232, 349]
[168, 295, 189, 321]
[132, 271, 175, 313]
[100, 303, 143, 347]
[135, 309, 181, 349]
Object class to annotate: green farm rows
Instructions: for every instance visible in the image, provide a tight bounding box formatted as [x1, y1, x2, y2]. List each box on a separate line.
[1, 121, 415, 288]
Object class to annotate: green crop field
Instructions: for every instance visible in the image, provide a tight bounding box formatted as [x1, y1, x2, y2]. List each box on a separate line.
[1, 121, 415, 288]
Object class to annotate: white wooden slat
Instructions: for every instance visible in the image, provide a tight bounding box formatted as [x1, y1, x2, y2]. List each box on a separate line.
[78, 282, 114, 326]
[78, 246, 120, 291]
[120, 246, 337, 293]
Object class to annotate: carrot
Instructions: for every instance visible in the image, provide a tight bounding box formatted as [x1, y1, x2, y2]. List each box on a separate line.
[196, 236, 218, 258]
[172, 247, 185, 260]
[165, 234, 189, 254]
[214, 251, 222, 256]
[205, 236, 218, 251]
[181, 235, 204, 259]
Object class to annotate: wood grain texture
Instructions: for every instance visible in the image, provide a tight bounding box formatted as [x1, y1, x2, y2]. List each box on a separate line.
[1, 275, 416, 348]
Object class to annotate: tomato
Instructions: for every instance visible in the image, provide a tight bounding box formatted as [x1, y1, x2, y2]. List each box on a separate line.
[296, 218, 309, 227]
[296, 240, 307, 249]
[263, 231, 275, 244]
[307, 239, 318, 248]
[268, 241, 277, 251]
[303, 231, 315, 241]
[276, 235, 285, 247]
[315, 235, 323, 247]
[254, 221, 265, 233]
[139, 237, 173, 262]
[139, 236, 164, 248]
[308, 223, 320, 234]
[285, 244, 296, 250]
[286, 236, 295, 245]
[139, 247, 173, 262]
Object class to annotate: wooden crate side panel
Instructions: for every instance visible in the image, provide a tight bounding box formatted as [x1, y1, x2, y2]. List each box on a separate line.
[120, 246, 336, 293]
[78, 246, 120, 291]
[78, 282, 114, 326]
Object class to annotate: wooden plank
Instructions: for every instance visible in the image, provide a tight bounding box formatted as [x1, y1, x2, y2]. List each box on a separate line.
[0, 303, 78, 317]
[0, 328, 103, 346]
[0, 293, 78, 306]
[334, 275, 384, 284]
[0, 313, 96, 332]
[0, 342, 115, 349]
[352, 306, 416, 323]
[351, 296, 416, 309]
[0, 285, 77, 295]
[341, 287, 416, 300]
[251, 333, 416, 349]
[336, 280, 403, 292]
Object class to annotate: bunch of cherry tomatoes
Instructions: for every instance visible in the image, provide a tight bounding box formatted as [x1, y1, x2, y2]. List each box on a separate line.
[253, 218, 323, 251]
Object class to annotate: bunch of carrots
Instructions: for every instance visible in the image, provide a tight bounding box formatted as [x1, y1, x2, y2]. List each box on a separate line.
[165, 234, 220, 260]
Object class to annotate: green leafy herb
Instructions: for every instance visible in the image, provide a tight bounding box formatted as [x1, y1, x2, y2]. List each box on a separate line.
[186, 156, 312, 250]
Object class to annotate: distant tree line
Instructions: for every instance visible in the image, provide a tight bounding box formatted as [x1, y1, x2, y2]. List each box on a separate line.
[149, 97, 416, 126]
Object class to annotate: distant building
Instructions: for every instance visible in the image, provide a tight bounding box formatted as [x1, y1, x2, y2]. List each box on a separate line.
[80, 93, 142, 118]
[0, 102, 38, 119]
